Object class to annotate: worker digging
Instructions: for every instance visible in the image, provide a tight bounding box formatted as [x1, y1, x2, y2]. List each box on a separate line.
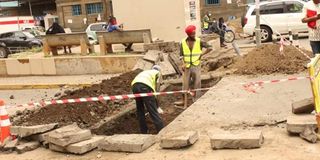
[1, 0, 320, 159]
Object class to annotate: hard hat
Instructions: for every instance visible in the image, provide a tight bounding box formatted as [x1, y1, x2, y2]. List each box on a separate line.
[152, 65, 161, 71]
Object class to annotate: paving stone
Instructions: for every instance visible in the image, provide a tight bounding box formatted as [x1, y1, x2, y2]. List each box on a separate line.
[16, 141, 40, 154]
[3, 139, 19, 151]
[46, 124, 92, 147]
[66, 136, 105, 154]
[160, 131, 199, 149]
[99, 134, 156, 153]
[210, 130, 264, 149]
[292, 98, 314, 114]
[286, 115, 318, 134]
[11, 123, 58, 138]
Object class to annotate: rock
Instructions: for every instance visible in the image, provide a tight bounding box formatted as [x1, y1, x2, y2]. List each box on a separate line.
[9, 95, 14, 99]
[3, 139, 19, 151]
[299, 126, 318, 143]
[11, 123, 58, 138]
[15, 110, 22, 116]
[210, 130, 264, 149]
[16, 141, 40, 154]
[292, 98, 314, 114]
[46, 124, 92, 147]
[54, 92, 61, 97]
[99, 134, 156, 153]
[160, 131, 199, 149]
[66, 136, 105, 154]
[286, 115, 318, 134]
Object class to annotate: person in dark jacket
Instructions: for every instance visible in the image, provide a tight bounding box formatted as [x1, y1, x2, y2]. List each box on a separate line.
[46, 22, 71, 54]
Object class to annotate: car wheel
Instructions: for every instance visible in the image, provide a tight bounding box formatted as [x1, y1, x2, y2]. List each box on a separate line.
[30, 43, 42, 49]
[0, 47, 8, 58]
[260, 26, 272, 42]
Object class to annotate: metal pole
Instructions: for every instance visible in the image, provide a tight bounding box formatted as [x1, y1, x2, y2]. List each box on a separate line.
[28, 0, 33, 16]
[255, 0, 261, 46]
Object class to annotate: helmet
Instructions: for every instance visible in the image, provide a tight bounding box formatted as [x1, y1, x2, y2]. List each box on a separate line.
[152, 65, 161, 71]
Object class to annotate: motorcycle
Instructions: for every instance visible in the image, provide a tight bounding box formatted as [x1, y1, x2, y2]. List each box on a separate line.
[202, 21, 235, 43]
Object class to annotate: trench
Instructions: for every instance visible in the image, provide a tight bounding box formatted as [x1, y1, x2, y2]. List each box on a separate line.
[92, 78, 221, 135]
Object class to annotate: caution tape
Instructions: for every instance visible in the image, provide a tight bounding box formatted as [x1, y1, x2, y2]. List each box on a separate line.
[242, 76, 310, 93]
[6, 88, 212, 109]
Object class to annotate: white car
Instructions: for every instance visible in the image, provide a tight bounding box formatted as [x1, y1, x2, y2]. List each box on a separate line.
[243, 0, 307, 42]
[85, 22, 107, 44]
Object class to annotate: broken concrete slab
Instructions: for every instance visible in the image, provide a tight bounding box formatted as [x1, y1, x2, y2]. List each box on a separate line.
[66, 136, 105, 154]
[99, 134, 156, 153]
[49, 143, 67, 153]
[159, 53, 177, 77]
[46, 124, 92, 147]
[132, 58, 153, 71]
[160, 131, 199, 149]
[299, 125, 318, 143]
[143, 50, 161, 63]
[292, 98, 314, 114]
[16, 141, 40, 154]
[210, 130, 264, 149]
[11, 123, 58, 138]
[286, 115, 318, 134]
[3, 139, 19, 151]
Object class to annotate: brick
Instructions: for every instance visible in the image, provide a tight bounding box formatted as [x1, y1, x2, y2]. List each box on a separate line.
[292, 98, 314, 114]
[286, 115, 318, 134]
[99, 134, 156, 153]
[66, 136, 105, 154]
[46, 124, 92, 147]
[160, 131, 199, 149]
[210, 130, 264, 149]
[16, 141, 40, 154]
[11, 123, 58, 138]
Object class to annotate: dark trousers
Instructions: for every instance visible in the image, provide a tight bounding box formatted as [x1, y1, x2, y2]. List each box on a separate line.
[310, 41, 320, 55]
[132, 83, 164, 134]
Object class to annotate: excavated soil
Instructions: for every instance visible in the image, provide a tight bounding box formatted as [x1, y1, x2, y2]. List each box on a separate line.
[233, 44, 312, 75]
[12, 70, 142, 128]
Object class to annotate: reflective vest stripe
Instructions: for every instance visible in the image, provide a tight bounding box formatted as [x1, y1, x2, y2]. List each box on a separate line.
[181, 38, 202, 68]
[131, 70, 159, 92]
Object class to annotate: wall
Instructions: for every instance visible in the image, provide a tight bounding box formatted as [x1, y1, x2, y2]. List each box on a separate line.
[0, 55, 142, 76]
[200, 0, 246, 20]
[113, 0, 201, 42]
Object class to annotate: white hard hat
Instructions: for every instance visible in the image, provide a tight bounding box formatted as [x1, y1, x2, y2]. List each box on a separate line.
[152, 65, 161, 71]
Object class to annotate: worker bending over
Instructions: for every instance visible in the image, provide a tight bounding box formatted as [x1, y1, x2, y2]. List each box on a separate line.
[131, 65, 164, 134]
[180, 25, 212, 106]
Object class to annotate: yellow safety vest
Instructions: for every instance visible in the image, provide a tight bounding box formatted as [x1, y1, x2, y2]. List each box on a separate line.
[182, 38, 202, 68]
[131, 70, 159, 92]
[203, 22, 209, 29]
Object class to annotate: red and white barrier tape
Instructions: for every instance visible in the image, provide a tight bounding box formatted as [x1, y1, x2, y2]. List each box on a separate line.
[7, 88, 212, 109]
[242, 76, 310, 93]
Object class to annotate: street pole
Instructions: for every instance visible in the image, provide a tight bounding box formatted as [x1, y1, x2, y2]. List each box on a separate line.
[255, 0, 261, 47]
[28, 0, 33, 16]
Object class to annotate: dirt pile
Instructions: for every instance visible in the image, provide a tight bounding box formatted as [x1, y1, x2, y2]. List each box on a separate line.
[12, 70, 141, 128]
[233, 44, 312, 75]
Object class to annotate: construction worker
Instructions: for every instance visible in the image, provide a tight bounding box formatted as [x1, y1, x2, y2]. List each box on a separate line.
[202, 12, 212, 32]
[131, 65, 164, 134]
[180, 25, 212, 106]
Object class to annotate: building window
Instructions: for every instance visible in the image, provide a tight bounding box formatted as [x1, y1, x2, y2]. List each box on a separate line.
[86, 3, 103, 14]
[72, 5, 82, 16]
[206, 0, 220, 5]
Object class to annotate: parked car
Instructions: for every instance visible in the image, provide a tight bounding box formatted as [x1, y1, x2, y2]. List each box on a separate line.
[0, 42, 10, 58]
[243, 0, 307, 42]
[0, 31, 42, 53]
[85, 22, 107, 44]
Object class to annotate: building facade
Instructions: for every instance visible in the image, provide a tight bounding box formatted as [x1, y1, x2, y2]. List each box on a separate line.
[56, 0, 112, 32]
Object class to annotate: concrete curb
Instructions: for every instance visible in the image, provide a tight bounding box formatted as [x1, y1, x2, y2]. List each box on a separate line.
[0, 83, 92, 90]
